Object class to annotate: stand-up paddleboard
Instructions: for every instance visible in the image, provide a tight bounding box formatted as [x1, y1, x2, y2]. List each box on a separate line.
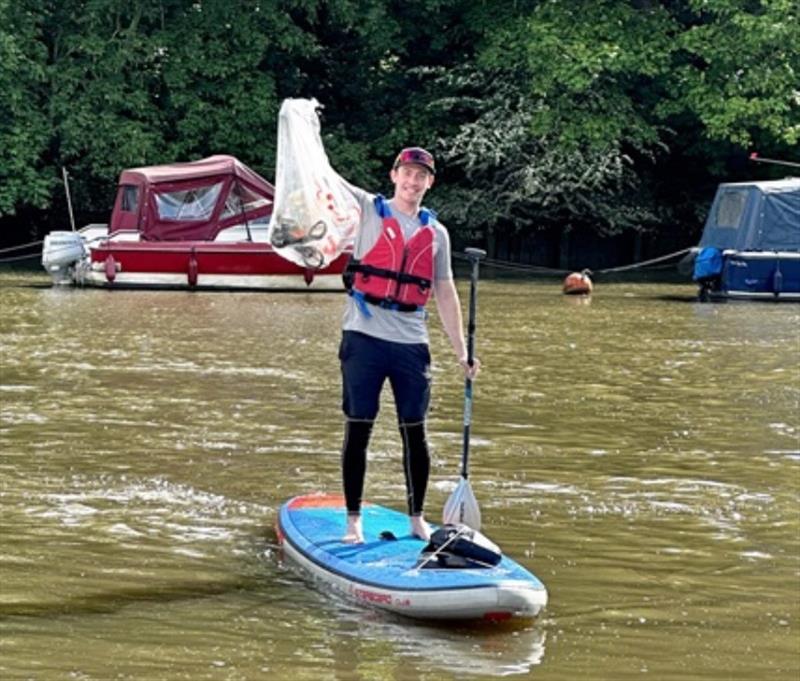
[277, 493, 548, 622]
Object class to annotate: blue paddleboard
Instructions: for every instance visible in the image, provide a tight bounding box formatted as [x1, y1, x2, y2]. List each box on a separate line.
[277, 493, 548, 621]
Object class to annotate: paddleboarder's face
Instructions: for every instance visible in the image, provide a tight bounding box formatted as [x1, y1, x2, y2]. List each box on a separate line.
[390, 164, 434, 211]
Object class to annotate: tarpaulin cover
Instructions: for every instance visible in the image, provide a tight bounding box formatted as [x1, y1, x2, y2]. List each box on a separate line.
[698, 178, 800, 252]
[692, 247, 724, 281]
[109, 155, 274, 241]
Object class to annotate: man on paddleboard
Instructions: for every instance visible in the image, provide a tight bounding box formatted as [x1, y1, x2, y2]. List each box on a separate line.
[339, 147, 480, 544]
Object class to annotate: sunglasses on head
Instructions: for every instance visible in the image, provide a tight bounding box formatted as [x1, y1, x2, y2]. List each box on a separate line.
[403, 150, 431, 163]
[395, 148, 435, 173]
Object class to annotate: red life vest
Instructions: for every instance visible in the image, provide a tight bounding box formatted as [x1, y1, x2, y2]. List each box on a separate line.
[345, 196, 435, 312]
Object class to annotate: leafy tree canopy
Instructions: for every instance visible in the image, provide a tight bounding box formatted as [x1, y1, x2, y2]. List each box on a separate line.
[0, 0, 796, 253]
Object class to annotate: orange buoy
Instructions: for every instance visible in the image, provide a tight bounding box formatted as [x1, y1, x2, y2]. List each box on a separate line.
[563, 270, 593, 295]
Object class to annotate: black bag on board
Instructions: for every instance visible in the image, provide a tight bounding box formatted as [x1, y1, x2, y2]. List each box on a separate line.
[417, 524, 502, 569]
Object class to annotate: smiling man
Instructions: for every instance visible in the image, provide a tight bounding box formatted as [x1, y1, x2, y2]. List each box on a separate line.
[338, 146, 480, 544]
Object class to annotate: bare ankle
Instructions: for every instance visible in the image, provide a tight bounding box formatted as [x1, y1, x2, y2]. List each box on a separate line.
[410, 514, 431, 541]
[342, 513, 364, 544]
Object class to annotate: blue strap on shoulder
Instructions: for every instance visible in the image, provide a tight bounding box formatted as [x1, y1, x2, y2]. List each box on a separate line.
[374, 195, 391, 219]
[418, 207, 436, 226]
[376, 195, 436, 226]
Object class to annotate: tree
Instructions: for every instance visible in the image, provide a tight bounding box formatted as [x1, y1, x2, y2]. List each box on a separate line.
[0, 0, 51, 219]
[425, 0, 798, 248]
[428, 1, 676, 244]
[662, 0, 800, 149]
[1, 0, 796, 253]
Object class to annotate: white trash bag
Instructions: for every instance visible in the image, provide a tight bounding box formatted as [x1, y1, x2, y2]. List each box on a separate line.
[268, 98, 360, 269]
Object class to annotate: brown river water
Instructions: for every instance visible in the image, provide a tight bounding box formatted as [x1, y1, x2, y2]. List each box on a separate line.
[1, 269, 798, 680]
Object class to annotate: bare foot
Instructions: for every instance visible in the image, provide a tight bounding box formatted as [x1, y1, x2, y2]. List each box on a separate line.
[342, 514, 364, 544]
[410, 515, 431, 541]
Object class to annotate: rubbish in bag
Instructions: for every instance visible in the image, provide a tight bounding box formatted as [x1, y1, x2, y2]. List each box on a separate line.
[268, 99, 361, 269]
[270, 218, 327, 249]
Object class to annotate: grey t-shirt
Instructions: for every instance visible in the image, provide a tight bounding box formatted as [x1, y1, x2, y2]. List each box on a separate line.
[342, 187, 453, 344]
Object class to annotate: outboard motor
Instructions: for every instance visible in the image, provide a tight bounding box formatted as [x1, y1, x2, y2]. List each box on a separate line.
[417, 524, 503, 569]
[41, 231, 86, 284]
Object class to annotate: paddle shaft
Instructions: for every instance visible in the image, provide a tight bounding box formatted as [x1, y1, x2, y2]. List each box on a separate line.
[461, 248, 486, 479]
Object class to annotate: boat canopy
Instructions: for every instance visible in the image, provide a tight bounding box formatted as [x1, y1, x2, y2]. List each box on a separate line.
[698, 178, 800, 252]
[109, 155, 274, 241]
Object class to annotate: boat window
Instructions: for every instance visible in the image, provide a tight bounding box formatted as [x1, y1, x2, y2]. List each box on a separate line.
[155, 182, 223, 221]
[120, 185, 139, 212]
[716, 190, 747, 228]
[221, 182, 270, 218]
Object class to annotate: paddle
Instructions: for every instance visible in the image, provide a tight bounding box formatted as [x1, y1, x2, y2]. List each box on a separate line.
[443, 247, 486, 530]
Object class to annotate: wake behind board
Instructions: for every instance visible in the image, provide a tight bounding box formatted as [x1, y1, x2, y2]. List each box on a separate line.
[277, 493, 548, 621]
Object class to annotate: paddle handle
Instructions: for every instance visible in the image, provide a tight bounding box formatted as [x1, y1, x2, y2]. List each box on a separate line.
[461, 247, 486, 479]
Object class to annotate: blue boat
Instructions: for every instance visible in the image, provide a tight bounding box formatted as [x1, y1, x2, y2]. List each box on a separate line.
[276, 493, 548, 622]
[692, 178, 800, 301]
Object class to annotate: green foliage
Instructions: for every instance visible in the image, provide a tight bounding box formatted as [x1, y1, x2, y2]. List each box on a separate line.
[0, 0, 51, 217]
[428, 0, 797, 241]
[154, 2, 287, 165]
[429, 1, 675, 236]
[0, 0, 796, 246]
[663, 0, 800, 147]
[431, 70, 660, 236]
[44, 0, 295, 211]
[46, 2, 167, 211]
[479, 1, 674, 148]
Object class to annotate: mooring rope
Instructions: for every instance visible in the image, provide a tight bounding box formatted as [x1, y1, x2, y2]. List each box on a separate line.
[593, 247, 692, 274]
[0, 239, 46, 263]
[0, 239, 43, 254]
[1, 238, 694, 273]
[0, 236, 90, 265]
[452, 252, 570, 275]
[454, 246, 692, 276]
[0, 252, 42, 263]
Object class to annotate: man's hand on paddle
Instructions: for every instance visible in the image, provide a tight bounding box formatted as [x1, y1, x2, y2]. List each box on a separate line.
[460, 356, 481, 380]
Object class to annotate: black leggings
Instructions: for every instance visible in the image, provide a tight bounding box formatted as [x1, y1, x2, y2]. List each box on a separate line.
[342, 419, 430, 516]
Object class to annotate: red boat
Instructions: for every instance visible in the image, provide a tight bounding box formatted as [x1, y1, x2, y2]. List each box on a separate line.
[41, 155, 349, 290]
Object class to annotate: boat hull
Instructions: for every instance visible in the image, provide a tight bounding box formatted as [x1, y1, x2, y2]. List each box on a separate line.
[43, 225, 349, 291]
[277, 493, 548, 622]
[692, 178, 800, 302]
[85, 240, 348, 290]
[704, 251, 800, 301]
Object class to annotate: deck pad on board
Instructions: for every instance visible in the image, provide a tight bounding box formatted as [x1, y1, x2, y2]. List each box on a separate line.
[279, 493, 544, 593]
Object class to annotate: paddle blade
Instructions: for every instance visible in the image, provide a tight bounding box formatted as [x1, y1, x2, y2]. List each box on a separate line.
[442, 477, 481, 530]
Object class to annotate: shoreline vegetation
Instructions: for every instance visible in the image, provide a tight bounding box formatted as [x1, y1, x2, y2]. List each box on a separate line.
[1, 1, 797, 270]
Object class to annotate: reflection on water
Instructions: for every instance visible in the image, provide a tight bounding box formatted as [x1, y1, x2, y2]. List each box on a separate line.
[272, 558, 547, 679]
[331, 611, 546, 678]
[1, 271, 798, 680]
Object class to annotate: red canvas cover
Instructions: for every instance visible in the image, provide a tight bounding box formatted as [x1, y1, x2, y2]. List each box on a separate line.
[109, 155, 275, 241]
